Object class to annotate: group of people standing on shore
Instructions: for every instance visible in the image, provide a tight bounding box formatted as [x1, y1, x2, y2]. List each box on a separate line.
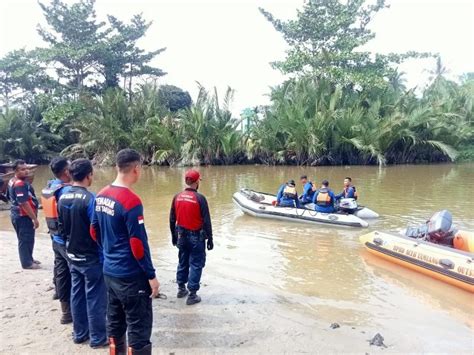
[6, 149, 214, 355]
[276, 175, 358, 213]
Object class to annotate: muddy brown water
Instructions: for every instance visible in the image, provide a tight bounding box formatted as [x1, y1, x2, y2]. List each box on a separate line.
[1, 163, 473, 329]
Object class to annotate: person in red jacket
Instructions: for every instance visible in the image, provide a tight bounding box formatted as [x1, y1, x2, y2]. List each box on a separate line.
[169, 169, 213, 305]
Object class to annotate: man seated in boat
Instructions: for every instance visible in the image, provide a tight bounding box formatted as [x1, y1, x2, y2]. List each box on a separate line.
[312, 180, 336, 213]
[276, 180, 300, 208]
[298, 175, 315, 205]
[335, 177, 358, 201]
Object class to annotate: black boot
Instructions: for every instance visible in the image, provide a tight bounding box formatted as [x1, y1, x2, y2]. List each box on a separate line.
[186, 291, 201, 305]
[60, 301, 73, 324]
[109, 334, 127, 355]
[177, 284, 189, 298]
[128, 344, 152, 355]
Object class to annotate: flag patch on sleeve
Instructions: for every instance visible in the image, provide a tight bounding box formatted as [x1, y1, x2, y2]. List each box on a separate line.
[138, 216, 144, 224]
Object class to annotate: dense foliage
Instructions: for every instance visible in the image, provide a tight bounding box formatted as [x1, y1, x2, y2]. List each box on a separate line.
[0, 0, 473, 166]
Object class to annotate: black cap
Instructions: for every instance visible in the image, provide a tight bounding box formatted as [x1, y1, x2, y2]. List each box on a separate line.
[288, 179, 296, 186]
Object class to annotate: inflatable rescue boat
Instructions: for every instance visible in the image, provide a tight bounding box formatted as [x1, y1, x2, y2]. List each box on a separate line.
[232, 188, 370, 228]
[360, 230, 474, 292]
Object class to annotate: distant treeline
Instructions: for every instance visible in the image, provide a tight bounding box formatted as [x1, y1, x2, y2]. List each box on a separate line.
[1, 0, 473, 166]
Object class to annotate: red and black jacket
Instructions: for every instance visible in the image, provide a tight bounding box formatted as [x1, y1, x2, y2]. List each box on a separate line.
[7, 177, 39, 218]
[169, 188, 213, 239]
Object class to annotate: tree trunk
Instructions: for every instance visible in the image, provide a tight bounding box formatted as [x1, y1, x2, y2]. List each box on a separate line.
[128, 64, 133, 102]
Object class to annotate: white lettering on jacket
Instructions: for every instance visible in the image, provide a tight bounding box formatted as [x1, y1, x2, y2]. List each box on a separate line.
[95, 197, 116, 216]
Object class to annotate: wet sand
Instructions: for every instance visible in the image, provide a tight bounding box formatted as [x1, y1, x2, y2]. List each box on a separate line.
[1, 230, 473, 354]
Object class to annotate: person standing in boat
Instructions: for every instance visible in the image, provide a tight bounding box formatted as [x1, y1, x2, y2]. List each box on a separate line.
[58, 159, 107, 348]
[7, 160, 40, 269]
[276, 179, 300, 208]
[335, 177, 358, 201]
[312, 180, 336, 213]
[170, 169, 213, 305]
[41, 157, 73, 323]
[298, 175, 315, 205]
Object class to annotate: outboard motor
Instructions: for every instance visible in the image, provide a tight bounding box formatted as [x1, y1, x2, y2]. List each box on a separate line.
[338, 198, 358, 213]
[406, 210, 455, 245]
[426, 210, 453, 242]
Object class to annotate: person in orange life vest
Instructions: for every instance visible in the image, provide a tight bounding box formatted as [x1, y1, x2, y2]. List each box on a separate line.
[276, 179, 300, 208]
[170, 169, 213, 305]
[335, 177, 357, 200]
[41, 157, 73, 323]
[7, 160, 40, 269]
[312, 180, 336, 213]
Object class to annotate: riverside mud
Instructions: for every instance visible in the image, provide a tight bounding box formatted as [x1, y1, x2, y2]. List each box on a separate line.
[1, 232, 473, 354]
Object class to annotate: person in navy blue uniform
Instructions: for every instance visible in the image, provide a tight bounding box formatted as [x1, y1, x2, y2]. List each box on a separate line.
[299, 175, 315, 205]
[58, 159, 107, 348]
[41, 157, 73, 322]
[312, 180, 337, 213]
[170, 169, 213, 305]
[335, 177, 358, 200]
[7, 160, 40, 269]
[91, 149, 159, 355]
[276, 179, 300, 208]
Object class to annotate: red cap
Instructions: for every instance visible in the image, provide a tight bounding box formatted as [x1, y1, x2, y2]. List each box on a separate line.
[185, 169, 201, 183]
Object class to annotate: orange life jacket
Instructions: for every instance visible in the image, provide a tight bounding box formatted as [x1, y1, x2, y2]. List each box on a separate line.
[41, 183, 68, 234]
[316, 188, 332, 206]
[283, 185, 297, 199]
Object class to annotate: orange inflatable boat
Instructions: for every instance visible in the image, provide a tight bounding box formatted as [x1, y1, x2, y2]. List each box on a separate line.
[360, 231, 474, 293]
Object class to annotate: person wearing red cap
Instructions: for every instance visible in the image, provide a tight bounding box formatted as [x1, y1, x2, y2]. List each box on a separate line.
[169, 169, 213, 305]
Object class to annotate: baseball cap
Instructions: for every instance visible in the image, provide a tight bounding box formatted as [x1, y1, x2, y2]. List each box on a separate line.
[185, 169, 201, 183]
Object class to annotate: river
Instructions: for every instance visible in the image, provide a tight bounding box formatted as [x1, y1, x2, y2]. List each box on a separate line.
[1, 163, 473, 338]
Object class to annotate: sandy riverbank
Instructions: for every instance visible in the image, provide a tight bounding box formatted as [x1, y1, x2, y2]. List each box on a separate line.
[0, 230, 473, 354]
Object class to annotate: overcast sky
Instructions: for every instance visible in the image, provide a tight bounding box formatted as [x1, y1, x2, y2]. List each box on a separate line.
[1, 0, 473, 114]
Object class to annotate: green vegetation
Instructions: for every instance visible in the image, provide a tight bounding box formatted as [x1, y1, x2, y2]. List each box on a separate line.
[1, 0, 473, 165]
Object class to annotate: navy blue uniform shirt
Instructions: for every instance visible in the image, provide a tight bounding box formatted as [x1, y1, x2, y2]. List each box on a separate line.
[91, 185, 156, 280]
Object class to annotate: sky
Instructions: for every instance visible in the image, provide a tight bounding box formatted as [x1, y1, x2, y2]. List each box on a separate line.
[1, 0, 473, 115]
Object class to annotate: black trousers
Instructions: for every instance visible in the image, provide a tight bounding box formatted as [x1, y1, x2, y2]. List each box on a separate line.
[104, 274, 152, 350]
[11, 216, 35, 268]
[52, 241, 71, 303]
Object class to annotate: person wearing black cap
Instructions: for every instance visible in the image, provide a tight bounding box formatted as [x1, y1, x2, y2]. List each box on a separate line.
[276, 179, 300, 208]
[169, 169, 213, 305]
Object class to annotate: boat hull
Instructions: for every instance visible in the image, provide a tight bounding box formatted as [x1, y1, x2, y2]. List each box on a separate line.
[305, 203, 379, 219]
[360, 231, 474, 292]
[233, 189, 369, 228]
